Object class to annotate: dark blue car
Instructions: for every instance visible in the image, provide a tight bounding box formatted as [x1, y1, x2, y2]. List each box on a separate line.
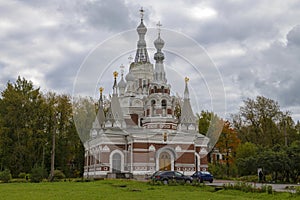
[191, 171, 213, 183]
[151, 171, 193, 184]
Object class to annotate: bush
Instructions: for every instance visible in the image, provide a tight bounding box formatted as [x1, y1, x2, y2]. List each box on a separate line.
[52, 170, 66, 181]
[0, 169, 12, 183]
[237, 175, 258, 182]
[30, 167, 47, 183]
[18, 172, 27, 179]
[266, 185, 273, 194]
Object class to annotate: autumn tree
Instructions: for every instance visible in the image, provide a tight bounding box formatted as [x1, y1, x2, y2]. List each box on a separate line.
[214, 121, 240, 176]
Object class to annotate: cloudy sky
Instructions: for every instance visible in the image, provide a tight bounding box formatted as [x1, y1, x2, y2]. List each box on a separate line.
[1, 0, 300, 121]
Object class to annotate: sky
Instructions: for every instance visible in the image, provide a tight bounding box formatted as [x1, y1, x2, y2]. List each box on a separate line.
[1, 0, 300, 121]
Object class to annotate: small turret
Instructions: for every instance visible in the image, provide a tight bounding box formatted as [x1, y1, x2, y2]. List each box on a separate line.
[118, 65, 126, 96]
[105, 72, 126, 128]
[153, 21, 167, 84]
[180, 77, 197, 131]
[134, 7, 150, 63]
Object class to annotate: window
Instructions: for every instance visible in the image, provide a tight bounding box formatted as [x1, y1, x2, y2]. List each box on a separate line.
[151, 100, 156, 106]
[112, 153, 121, 173]
[161, 100, 167, 109]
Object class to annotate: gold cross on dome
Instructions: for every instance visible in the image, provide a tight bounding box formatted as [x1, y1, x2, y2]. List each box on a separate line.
[99, 87, 104, 94]
[185, 77, 189, 83]
[113, 71, 118, 78]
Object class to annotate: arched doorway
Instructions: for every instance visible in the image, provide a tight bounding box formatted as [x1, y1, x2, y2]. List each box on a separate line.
[112, 153, 121, 173]
[159, 152, 171, 171]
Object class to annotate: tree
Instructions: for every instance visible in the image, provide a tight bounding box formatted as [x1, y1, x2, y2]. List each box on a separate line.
[0, 77, 84, 178]
[0, 77, 47, 176]
[235, 142, 258, 176]
[233, 96, 294, 147]
[197, 111, 223, 152]
[197, 110, 212, 135]
[72, 96, 96, 143]
[214, 121, 241, 176]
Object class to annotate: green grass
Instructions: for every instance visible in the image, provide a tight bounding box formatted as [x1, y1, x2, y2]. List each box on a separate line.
[0, 180, 295, 200]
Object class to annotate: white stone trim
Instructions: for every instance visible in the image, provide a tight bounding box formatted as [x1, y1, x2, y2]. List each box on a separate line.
[102, 145, 110, 152]
[133, 140, 196, 144]
[132, 163, 155, 167]
[175, 164, 195, 167]
[175, 149, 195, 153]
[133, 148, 149, 152]
[149, 144, 156, 151]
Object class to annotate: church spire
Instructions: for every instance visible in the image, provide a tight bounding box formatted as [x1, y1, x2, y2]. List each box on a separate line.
[113, 71, 118, 96]
[134, 7, 150, 63]
[154, 21, 166, 83]
[96, 87, 105, 128]
[184, 77, 190, 99]
[180, 77, 197, 131]
[118, 65, 126, 96]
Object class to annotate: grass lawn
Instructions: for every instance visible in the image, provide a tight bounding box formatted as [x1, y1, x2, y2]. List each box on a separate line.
[0, 180, 295, 200]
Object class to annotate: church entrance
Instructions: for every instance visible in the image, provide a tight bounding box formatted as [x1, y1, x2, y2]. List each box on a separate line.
[159, 152, 171, 171]
[112, 153, 121, 173]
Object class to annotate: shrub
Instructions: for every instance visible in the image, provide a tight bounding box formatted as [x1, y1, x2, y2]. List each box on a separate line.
[0, 169, 12, 183]
[237, 175, 258, 182]
[223, 182, 273, 194]
[18, 172, 27, 179]
[52, 170, 66, 181]
[266, 185, 273, 194]
[30, 167, 47, 183]
[168, 179, 178, 186]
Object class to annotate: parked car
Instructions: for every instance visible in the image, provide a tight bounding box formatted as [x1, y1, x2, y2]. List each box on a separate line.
[151, 171, 193, 184]
[149, 171, 162, 180]
[191, 171, 214, 183]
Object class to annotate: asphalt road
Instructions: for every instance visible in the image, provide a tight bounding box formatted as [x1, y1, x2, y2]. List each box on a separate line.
[206, 180, 300, 193]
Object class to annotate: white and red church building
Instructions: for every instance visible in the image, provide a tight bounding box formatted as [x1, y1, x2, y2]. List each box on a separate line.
[84, 9, 210, 179]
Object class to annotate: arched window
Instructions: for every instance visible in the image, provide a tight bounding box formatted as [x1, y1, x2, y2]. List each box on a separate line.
[151, 100, 156, 106]
[161, 99, 167, 109]
[161, 86, 164, 93]
[112, 153, 121, 173]
[161, 99, 167, 117]
[151, 100, 156, 116]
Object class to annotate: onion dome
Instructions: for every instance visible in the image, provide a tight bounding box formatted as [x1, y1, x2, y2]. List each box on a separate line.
[125, 72, 135, 82]
[154, 35, 165, 50]
[137, 21, 147, 35]
[118, 74, 126, 88]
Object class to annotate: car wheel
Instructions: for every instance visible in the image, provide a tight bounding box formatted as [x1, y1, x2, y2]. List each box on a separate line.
[209, 180, 213, 183]
[185, 180, 191, 184]
[163, 179, 168, 185]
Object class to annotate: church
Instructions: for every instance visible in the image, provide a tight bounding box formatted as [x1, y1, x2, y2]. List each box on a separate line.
[83, 8, 210, 179]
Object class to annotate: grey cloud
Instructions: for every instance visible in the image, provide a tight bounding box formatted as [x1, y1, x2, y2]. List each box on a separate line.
[287, 25, 300, 46]
[83, 0, 135, 31]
